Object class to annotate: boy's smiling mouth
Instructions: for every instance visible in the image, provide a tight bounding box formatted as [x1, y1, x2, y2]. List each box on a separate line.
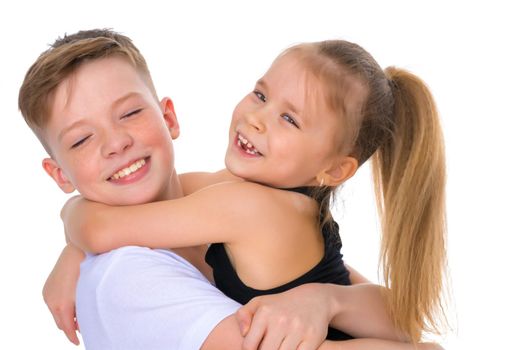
[237, 133, 262, 156]
[108, 157, 148, 181]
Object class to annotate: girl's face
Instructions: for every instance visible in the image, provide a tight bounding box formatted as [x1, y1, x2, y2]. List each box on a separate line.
[225, 53, 345, 188]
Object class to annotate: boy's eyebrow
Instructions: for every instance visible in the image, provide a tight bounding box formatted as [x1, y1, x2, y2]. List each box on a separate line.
[111, 91, 143, 108]
[58, 120, 88, 141]
[58, 92, 144, 141]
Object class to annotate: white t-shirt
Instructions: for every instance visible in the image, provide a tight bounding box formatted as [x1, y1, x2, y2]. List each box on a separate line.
[76, 246, 241, 349]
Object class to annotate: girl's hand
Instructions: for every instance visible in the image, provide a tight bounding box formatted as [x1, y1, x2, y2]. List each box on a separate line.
[236, 282, 415, 349]
[235, 283, 331, 350]
[43, 244, 85, 345]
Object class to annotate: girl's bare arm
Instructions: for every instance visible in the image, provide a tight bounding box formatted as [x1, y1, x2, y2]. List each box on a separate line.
[237, 283, 411, 349]
[62, 181, 288, 254]
[179, 169, 241, 195]
[319, 339, 444, 350]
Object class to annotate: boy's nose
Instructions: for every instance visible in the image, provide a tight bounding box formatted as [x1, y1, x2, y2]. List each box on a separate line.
[101, 129, 133, 157]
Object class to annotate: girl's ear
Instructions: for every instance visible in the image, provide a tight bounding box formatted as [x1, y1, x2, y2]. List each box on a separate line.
[160, 97, 180, 139]
[316, 156, 359, 186]
[42, 158, 76, 193]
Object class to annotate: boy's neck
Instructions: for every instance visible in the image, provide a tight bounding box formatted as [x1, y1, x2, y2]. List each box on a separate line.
[160, 169, 184, 201]
[165, 169, 213, 280]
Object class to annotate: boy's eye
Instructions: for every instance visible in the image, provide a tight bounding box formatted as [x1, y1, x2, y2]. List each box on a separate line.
[71, 135, 91, 149]
[281, 114, 299, 128]
[122, 108, 142, 119]
[253, 90, 266, 102]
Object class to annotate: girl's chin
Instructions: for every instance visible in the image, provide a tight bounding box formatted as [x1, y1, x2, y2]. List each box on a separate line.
[225, 158, 247, 173]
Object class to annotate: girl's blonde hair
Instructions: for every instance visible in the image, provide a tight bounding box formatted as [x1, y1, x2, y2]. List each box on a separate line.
[287, 41, 447, 342]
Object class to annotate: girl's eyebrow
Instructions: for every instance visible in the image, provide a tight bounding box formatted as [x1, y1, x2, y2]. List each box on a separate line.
[256, 79, 268, 89]
[284, 100, 301, 116]
[256, 79, 302, 116]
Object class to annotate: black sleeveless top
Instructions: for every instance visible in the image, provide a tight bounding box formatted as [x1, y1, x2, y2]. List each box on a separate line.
[205, 187, 352, 340]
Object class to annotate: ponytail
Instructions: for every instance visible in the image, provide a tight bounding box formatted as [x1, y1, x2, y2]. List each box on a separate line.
[372, 67, 447, 341]
[288, 40, 448, 341]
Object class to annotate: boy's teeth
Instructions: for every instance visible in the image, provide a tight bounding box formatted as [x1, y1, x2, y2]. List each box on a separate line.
[111, 159, 146, 180]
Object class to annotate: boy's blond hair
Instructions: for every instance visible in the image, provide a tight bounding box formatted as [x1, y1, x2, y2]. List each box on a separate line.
[19, 29, 156, 154]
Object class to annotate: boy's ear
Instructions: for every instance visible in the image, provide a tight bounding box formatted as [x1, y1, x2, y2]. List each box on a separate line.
[42, 158, 76, 194]
[160, 97, 180, 139]
[316, 156, 359, 187]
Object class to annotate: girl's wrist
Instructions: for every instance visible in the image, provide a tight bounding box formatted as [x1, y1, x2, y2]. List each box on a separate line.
[322, 283, 345, 326]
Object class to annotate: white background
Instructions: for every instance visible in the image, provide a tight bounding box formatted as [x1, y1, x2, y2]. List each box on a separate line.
[1, 1, 523, 349]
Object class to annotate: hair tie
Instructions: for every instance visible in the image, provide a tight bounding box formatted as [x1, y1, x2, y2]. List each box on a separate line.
[387, 77, 397, 93]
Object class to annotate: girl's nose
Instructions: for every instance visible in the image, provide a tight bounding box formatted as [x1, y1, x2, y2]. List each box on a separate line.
[246, 109, 266, 133]
[101, 128, 133, 158]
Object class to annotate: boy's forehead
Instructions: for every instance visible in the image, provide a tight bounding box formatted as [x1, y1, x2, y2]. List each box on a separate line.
[43, 56, 159, 155]
[48, 57, 153, 127]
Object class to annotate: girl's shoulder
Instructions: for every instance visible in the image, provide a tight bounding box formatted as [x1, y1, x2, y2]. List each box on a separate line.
[179, 169, 242, 195]
[197, 180, 281, 204]
[198, 181, 317, 226]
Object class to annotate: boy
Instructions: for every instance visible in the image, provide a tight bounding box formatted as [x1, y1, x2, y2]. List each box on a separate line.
[18, 29, 250, 349]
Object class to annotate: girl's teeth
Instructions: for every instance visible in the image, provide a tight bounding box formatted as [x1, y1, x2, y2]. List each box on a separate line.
[111, 159, 146, 180]
[237, 133, 261, 155]
[238, 134, 247, 144]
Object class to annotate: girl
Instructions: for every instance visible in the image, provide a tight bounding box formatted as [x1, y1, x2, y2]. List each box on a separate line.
[63, 40, 447, 347]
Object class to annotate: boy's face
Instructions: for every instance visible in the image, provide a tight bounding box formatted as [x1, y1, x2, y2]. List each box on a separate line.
[42, 56, 179, 205]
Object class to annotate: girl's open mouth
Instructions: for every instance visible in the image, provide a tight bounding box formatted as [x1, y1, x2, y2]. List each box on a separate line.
[237, 133, 262, 156]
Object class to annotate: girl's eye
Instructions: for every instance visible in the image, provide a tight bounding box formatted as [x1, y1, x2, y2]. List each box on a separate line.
[281, 114, 299, 128]
[71, 135, 91, 149]
[253, 90, 266, 102]
[122, 108, 142, 119]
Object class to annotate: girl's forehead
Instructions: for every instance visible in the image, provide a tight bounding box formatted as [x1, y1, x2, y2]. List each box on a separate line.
[265, 55, 323, 94]
[267, 52, 310, 75]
